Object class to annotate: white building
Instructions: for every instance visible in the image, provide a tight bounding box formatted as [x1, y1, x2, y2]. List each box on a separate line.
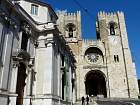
[0, 0, 76, 105]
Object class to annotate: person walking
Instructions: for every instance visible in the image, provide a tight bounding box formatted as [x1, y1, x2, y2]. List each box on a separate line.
[86, 95, 89, 105]
[81, 96, 85, 105]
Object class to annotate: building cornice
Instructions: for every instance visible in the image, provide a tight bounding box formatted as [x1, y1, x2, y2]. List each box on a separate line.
[3, 0, 58, 33]
[15, 0, 58, 19]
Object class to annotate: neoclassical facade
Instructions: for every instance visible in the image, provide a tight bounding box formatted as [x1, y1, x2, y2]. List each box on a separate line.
[57, 11, 139, 100]
[0, 0, 76, 105]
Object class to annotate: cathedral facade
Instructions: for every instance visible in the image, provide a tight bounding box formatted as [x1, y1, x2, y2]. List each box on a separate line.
[57, 11, 139, 99]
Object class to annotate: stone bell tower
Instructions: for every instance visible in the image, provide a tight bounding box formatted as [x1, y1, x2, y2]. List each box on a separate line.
[57, 10, 81, 40]
[57, 10, 82, 56]
[96, 11, 139, 98]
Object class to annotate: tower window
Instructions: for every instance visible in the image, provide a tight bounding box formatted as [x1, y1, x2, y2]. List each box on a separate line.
[96, 31, 100, 40]
[110, 23, 115, 35]
[114, 55, 119, 62]
[65, 23, 76, 38]
[31, 4, 38, 15]
[68, 27, 73, 38]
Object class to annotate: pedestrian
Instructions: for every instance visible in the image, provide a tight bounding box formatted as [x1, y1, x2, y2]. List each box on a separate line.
[81, 96, 85, 105]
[86, 95, 89, 105]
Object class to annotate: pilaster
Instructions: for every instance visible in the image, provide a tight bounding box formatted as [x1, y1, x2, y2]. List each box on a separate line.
[35, 34, 54, 95]
[9, 61, 19, 93]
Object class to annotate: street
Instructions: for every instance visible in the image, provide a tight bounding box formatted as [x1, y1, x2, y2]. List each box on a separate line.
[96, 99, 140, 105]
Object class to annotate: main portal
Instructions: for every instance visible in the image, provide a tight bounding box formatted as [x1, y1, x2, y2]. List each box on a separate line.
[85, 70, 107, 98]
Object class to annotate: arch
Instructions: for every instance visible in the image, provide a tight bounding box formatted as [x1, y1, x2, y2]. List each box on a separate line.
[84, 47, 103, 57]
[108, 21, 118, 29]
[84, 70, 106, 81]
[65, 23, 76, 31]
[85, 70, 107, 98]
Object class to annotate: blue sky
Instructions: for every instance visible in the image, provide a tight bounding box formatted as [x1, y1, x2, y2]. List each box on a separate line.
[44, 0, 140, 79]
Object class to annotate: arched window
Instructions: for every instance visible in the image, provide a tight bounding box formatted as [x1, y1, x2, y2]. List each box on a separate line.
[68, 26, 73, 37]
[65, 23, 76, 38]
[110, 22, 115, 35]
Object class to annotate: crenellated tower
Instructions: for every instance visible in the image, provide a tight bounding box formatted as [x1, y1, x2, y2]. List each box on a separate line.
[96, 11, 139, 98]
[57, 10, 139, 100]
[57, 10, 82, 56]
[57, 10, 81, 42]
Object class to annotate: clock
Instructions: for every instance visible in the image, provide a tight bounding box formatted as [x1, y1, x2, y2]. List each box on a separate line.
[85, 53, 100, 63]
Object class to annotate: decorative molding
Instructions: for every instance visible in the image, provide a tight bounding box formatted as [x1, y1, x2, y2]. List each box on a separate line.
[21, 22, 32, 35]
[0, 7, 18, 29]
[12, 49, 30, 62]
[44, 38, 54, 47]
[83, 65, 106, 69]
[28, 58, 35, 68]
[12, 62, 19, 68]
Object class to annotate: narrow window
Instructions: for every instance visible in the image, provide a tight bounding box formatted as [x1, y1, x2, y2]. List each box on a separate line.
[68, 27, 73, 38]
[31, 4, 38, 15]
[110, 23, 115, 35]
[116, 55, 119, 62]
[97, 31, 100, 40]
[50, 14, 53, 22]
[114, 55, 119, 62]
[0, 25, 4, 71]
[61, 55, 65, 66]
[72, 78, 75, 92]
[61, 55, 65, 100]
[0, 26, 6, 66]
[21, 32, 28, 51]
[62, 73, 65, 100]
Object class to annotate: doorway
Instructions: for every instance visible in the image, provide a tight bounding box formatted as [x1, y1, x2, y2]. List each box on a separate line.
[16, 63, 27, 105]
[85, 70, 107, 97]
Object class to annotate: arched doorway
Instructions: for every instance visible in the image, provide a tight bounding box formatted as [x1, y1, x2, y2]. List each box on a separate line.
[85, 70, 107, 98]
[16, 63, 27, 105]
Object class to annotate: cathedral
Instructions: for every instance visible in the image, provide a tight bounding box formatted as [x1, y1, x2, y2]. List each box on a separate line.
[58, 11, 138, 99]
[0, 0, 139, 105]
[57, 10, 139, 100]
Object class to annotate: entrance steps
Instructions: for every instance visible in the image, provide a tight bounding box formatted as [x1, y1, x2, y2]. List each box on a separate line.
[74, 101, 98, 105]
[74, 98, 140, 105]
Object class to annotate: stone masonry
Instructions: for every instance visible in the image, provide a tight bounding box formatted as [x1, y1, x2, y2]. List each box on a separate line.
[57, 11, 139, 100]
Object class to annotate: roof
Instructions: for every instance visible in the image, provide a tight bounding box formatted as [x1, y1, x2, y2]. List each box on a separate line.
[4, 0, 57, 32]
[18, 0, 58, 19]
